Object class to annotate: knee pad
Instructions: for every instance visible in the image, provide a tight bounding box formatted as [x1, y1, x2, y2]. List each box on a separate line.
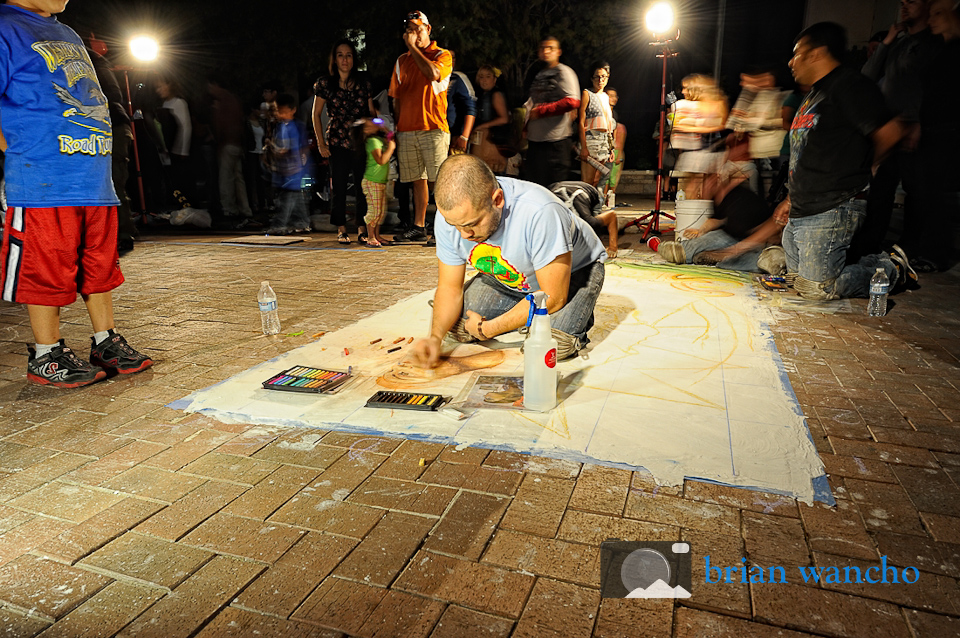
[794, 275, 838, 301]
[757, 246, 787, 275]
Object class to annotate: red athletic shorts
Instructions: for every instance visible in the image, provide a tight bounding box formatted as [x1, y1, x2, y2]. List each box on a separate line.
[1, 205, 124, 306]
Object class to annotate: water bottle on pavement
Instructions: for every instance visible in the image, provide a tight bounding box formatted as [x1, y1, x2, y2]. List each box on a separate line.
[258, 281, 281, 335]
[867, 268, 889, 317]
[604, 191, 616, 210]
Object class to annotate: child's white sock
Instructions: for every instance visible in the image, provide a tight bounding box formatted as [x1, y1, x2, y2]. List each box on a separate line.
[34, 343, 57, 357]
[94, 330, 111, 345]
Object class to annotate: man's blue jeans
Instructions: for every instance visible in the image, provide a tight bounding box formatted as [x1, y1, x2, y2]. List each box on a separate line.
[462, 260, 605, 343]
[681, 229, 764, 271]
[782, 198, 897, 300]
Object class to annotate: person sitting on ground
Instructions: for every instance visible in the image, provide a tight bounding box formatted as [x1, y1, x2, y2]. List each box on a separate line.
[410, 154, 607, 369]
[549, 181, 620, 258]
[658, 174, 786, 273]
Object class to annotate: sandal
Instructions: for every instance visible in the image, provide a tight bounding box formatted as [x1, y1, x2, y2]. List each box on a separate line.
[337, 232, 351, 244]
[357, 232, 368, 244]
[365, 239, 383, 248]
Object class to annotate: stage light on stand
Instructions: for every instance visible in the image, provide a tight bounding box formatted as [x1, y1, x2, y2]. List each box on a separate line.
[623, 2, 680, 240]
[645, 2, 675, 36]
[117, 34, 160, 216]
[129, 35, 159, 62]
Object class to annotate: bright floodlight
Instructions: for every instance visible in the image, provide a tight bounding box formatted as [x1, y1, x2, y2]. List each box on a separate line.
[129, 36, 159, 62]
[645, 2, 675, 35]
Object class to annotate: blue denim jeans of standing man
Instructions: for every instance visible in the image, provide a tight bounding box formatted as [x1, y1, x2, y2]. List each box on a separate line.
[681, 229, 764, 271]
[782, 197, 897, 300]
[461, 260, 605, 344]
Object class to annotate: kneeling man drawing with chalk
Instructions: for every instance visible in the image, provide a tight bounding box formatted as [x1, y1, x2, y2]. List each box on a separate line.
[410, 154, 607, 369]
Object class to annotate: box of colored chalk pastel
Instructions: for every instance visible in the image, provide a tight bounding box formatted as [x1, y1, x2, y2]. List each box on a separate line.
[262, 366, 352, 394]
[365, 390, 446, 411]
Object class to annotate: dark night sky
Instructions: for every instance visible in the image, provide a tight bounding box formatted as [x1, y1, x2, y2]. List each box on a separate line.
[58, 0, 808, 166]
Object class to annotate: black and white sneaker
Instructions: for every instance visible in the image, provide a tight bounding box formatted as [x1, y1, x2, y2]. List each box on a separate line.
[90, 330, 154, 375]
[890, 244, 918, 290]
[27, 341, 106, 388]
[395, 226, 429, 243]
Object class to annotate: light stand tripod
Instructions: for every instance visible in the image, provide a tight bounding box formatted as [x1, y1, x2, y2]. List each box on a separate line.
[623, 37, 678, 240]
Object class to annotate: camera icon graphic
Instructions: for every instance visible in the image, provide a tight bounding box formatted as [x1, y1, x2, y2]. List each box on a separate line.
[600, 540, 693, 598]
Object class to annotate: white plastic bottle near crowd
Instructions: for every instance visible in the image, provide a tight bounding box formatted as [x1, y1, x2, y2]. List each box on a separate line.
[523, 291, 558, 412]
[258, 281, 281, 335]
[867, 268, 889, 317]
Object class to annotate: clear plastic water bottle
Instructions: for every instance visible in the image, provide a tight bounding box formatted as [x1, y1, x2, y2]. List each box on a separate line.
[867, 268, 889, 317]
[258, 281, 281, 335]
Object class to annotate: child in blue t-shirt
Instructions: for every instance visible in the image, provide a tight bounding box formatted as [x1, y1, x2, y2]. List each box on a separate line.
[0, 0, 153, 387]
[266, 94, 313, 234]
[352, 118, 396, 248]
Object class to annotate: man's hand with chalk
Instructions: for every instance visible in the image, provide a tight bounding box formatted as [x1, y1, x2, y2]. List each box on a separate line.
[410, 336, 443, 369]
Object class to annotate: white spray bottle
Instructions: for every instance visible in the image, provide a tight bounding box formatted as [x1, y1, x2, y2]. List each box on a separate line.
[523, 291, 558, 412]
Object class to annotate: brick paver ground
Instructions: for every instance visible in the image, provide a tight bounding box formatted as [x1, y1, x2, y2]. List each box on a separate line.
[0, 202, 958, 637]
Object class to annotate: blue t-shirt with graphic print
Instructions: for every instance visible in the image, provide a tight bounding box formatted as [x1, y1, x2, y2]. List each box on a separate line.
[0, 5, 118, 207]
[435, 177, 606, 294]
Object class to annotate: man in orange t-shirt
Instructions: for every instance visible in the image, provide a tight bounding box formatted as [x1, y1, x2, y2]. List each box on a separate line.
[389, 10, 452, 243]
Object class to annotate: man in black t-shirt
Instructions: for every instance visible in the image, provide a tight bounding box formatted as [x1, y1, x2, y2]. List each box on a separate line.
[772, 22, 914, 300]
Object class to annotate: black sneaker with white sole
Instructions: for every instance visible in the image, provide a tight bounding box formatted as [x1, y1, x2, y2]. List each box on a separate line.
[395, 226, 429, 243]
[90, 330, 154, 375]
[890, 244, 918, 290]
[27, 341, 106, 388]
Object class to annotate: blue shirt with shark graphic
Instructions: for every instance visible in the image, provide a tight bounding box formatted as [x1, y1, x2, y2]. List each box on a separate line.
[0, 5, 118, 207]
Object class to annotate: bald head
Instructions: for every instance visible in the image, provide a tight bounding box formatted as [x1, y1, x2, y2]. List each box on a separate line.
[435, 155, 504, 244]
[435, 154, 499, 214]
